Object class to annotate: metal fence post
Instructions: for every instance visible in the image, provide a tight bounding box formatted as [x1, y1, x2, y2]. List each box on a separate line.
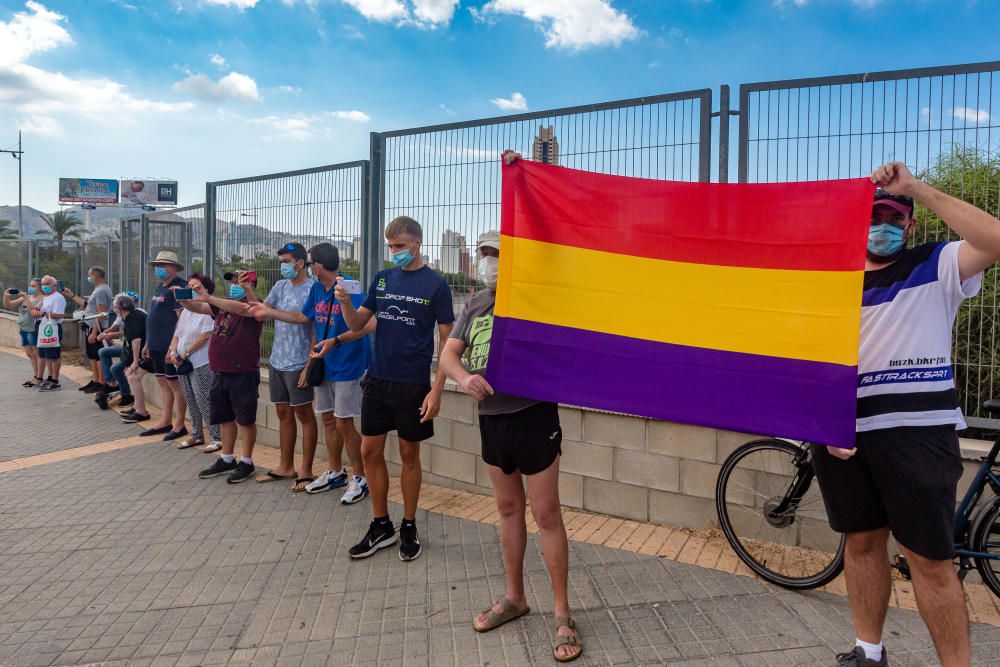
[736, 84, 750, 184]
[205, 182, 217, 282]
[106, 238, 114, 288]
[717, 85, 731, 184]
[138, 213, 149, 306]
[698, 90, 713, 183]
[363, 132, 384, 286]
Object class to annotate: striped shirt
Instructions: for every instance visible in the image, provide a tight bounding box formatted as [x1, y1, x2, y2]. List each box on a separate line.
[857, 241, 982, 432]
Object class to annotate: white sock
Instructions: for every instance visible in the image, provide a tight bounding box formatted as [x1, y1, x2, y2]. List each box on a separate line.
[856, 638, 883, 661]
[221, 454, 235, 463]
[239, 456, 253, 465]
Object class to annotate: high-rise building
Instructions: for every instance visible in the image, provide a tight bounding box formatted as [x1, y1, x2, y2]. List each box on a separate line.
[532, 126, 559, 165]
[440, 229, 467, 274]
[352, 237, 362, 263]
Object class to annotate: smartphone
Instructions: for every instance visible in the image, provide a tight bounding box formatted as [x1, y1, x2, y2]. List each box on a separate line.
[174, 288, 194, 300]
[6, 288, 18, 296]
[339, 279, 362, 295]
[56, 279, 64, 293]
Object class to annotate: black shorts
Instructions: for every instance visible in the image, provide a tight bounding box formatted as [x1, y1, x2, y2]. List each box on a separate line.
[148, 349, 178, 380]
[210, 372, 260, 427]
[85, 337, 102, 361]
[479, 402, 562, 475]
[812, 425, 963, 561]
[361, 377, 434, 443]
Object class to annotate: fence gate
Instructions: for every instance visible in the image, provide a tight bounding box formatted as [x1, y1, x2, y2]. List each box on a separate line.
[372, 89, 713, 314]
[735, 61, 1000, 427]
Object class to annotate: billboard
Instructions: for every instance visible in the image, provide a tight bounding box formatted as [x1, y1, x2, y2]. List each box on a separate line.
[58, 178, 119, 204]
[120, 180, 178, 206]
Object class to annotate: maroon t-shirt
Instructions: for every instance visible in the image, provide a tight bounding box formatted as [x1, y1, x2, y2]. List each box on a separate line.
[207, 305, 263, 374]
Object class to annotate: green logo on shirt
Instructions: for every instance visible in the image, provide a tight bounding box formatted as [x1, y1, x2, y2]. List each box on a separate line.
[467, 314, 493, 373]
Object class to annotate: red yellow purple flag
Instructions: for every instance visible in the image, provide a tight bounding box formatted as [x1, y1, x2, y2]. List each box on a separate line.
[485, 160, 874, 447]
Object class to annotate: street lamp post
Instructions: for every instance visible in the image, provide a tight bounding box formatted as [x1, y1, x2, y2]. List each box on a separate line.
[0, 132, 24, 239]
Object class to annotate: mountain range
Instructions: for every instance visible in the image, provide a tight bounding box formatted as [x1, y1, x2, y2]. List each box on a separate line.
[0, 204, 144, 240]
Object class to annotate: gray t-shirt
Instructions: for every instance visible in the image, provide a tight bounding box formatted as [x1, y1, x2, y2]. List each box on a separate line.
[85, 283, 114, 328]
[450, 290, 539, 416]
[264, 277, 315, 371]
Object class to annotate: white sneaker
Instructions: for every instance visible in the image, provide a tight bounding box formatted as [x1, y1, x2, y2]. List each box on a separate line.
[341, 476, 369, 505]
[305, 468, 348, 494]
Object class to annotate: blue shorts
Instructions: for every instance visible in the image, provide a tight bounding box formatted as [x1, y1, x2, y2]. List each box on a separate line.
[19, 330, 37, 347]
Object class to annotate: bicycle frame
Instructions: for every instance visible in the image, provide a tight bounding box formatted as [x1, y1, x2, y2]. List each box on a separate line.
[953, 439, 1000, 560]
[766, 442, 816, 520]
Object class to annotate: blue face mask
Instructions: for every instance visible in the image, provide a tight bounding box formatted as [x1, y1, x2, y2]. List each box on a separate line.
[27, 287, 37, 296]
[229, 285, 245, 300]
[280, 262, 298, 280]
[41, 285, 53, 295]
[390, 248, 415, 268]
[306, 266, 314, 279]
[87, 276, 94, 286]
[868, 223, 906, 258]
[154, 266, 169, 281]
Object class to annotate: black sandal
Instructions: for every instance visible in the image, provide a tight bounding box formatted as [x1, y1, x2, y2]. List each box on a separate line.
[292, 477, 314, 493]
[23, 377, 42, 388]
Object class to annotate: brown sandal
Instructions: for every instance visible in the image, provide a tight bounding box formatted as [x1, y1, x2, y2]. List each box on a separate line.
[552, 616, 582, 662]
[473, 598, 529, 633]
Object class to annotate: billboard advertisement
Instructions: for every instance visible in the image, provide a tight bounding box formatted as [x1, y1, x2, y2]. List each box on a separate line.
[120, 180, 178, 206]
[58, 178, 119, 204]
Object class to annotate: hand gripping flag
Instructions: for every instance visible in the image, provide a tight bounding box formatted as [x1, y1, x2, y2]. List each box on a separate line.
[486, 160, 874, 447]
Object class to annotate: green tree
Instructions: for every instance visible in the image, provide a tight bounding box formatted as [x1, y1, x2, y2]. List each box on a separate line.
[37, 210, 85, 248]
[0, 219, 17, 240]
[915, 146, 1000, 430]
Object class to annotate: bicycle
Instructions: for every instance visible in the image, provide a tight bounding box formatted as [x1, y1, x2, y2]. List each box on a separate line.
[714, 399, 1000, 595]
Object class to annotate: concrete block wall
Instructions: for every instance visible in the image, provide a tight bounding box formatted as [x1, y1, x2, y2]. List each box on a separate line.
[1, 312, 80, 350]
[138, 369, 995, 530]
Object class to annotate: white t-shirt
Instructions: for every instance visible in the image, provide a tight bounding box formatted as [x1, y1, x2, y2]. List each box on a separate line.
[40, 292, 67, 317]
[174, 309, 215, 369]
[857, 241, 982, 432]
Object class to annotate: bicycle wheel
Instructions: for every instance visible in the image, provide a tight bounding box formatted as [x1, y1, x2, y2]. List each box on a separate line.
[972, 497, 1000, 598]
[715, 438, 845, 590]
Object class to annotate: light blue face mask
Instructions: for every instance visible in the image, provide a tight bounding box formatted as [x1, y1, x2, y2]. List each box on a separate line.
[41, 285, 53, 295]
[229, 285, 245, 300]
[154, 266, 169, 281]
[390, 248, 415, 268]
[27, 287, 37, 296]
[868, 223, 906, 258]
[87, 276, 94, 286]
[306, 266, 314, 279]
[280, 262, 298, 280]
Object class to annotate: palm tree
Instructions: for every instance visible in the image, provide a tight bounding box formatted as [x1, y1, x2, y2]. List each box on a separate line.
[0, 219, 16, 240]
[37, 211, 84, 249]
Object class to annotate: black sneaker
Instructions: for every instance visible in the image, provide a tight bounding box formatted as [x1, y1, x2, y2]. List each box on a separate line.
[226, 461, 255, 484]
[38, 381, 61, 392]
[121, 412, 150, 424]
[836, 646, 888, 666]
[83, 383, 104, 394]
[78, 380, 96, 392]
[399, 521, 422, 561]
[95, 393, 109, 410]
[199, 458, 238, 479]
[118, 395, 134, 408]
[349, 521, 397, 559]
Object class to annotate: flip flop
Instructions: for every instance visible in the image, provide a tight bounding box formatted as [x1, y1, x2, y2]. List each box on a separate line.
[552, 616, 583, 662]
[292, 477, 314, 493]
[473, 598, 530, 633]
[256, 471, 296, 483]
[176, 438, 204, 450]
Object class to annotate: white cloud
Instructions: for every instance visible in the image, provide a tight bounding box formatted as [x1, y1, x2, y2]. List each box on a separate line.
[209, 53, 227, 67]
[328, 109, 371, 122]
[17, 114, 62, 137]
[202, 0, 262, 8]
[480, 0, 639, 50]
[247, 113, 322, 141]
[773, 0, 881, 6]
[440, 103, 456, 115]
[342, 23, 366, 39]
[953, 107, 990, 123]
[341, 0, 408, 21]
[0, 1, 73, 67]
[276, 85, 302, 94]
[490, 91, 527, 112]
[172, 71, 261, 102]
[412, 0, 458, 24]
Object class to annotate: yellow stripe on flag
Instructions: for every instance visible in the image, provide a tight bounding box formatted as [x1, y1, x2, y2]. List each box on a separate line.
[496, 235, 862, 366]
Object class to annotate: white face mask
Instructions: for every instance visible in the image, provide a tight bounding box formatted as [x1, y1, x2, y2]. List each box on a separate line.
[477, 255, 499, 289]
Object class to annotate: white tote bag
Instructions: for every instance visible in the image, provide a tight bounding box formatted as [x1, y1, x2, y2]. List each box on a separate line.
[37, 315, 60, 349]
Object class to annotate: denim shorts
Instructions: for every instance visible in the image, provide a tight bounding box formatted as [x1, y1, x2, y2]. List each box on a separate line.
[19, 330, 37, 347]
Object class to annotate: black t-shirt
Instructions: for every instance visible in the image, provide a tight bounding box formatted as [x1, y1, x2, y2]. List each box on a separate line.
[122, 310, 148, 365]
[146, 276, 186, 351]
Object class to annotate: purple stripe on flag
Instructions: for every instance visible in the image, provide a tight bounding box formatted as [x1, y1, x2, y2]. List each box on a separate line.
[485, 317, 858, 447]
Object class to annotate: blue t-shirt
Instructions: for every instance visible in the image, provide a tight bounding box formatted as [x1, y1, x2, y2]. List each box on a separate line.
[146, 276, 186, 351]
[301, 277, 371, 382]
[362, 266, 455, 385]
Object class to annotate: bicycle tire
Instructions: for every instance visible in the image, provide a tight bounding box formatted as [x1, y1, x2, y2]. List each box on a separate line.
[715, 438, 845, 590]
[972, 497, 1000, 599]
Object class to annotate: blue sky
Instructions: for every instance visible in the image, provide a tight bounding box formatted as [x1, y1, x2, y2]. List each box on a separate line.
[0, 0, 998, 211]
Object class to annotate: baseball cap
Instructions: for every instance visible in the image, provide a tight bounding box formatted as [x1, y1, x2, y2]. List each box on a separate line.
[277, 242, 308, 261]
[477, 230, 501, 252]
[873, 189, 914, 216]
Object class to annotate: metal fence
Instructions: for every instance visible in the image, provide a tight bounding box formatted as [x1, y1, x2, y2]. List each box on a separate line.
[736, 61, 1000, 427]
[0, 240, 35, 298]
[373, 90, 713, 313]
[205, 163, 370, 360]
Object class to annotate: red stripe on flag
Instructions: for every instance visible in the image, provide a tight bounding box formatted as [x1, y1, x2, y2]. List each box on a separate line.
[501, 160, 874, 272]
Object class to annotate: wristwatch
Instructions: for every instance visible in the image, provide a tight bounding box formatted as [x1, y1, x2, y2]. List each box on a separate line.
[333, 336, 342, 347]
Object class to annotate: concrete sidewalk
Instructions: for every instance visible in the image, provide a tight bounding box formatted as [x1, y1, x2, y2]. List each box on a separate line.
[2, 351, 1000, 666]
